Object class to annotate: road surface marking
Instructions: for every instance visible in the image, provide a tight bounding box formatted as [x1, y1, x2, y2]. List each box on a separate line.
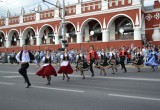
[32, 85, 85, 93]
[1, 71, 160, 82]
[0, 82, 14, 85]
[0, 71, 18, 74]
[2, 76, 22, 78]
[108, 94, 160, 101]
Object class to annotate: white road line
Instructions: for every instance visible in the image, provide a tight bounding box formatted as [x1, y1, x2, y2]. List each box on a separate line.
[0, 82, 14, 85]
[0, 71, 18, 73]
[101, 77, 160, 82]
[108, 94, 160, 101]
[2, 76, 22, 78]
[1, 71, 160, 82]
[32, 85, 85, 93]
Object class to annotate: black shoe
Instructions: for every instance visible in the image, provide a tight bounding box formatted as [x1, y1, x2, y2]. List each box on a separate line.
[26, 83, 31, 88]
[67, 77, 70, 82]
[46, 82, 50, 85]
[124, 70, 127, 73]
[83, 77, 85, 79]
[91, 74, 94, 77]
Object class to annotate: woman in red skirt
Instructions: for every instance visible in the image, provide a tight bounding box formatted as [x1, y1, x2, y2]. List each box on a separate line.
[57, 49, 73, 81]
[36, 49, 57, 85]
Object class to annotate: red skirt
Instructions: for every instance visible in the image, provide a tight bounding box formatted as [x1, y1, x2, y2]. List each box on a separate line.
[57, 61, 73, 74]
[36, 64, 57, 78]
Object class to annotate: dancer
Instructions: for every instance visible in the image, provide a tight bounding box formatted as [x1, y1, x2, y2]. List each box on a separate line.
[58, 49, 73, 81]
[132, 48, 144, 72]
[108, 54, 117, 74]
[75, 49, 89, 79]
[119, 46, 128, 73]
[97, 49, 109, 76]
[87, 45, 99, 77]
[16, 45, 38, 88]
[36, 49, 57, 85]
[144, 48, 159, 71]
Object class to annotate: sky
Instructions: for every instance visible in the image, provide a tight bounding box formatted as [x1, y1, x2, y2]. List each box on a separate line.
[0, 0, 155, 17]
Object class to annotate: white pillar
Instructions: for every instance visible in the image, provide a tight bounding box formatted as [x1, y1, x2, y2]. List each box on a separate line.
[17, 40, 20, 46]
[71, 37, 73, 43]
[76, 4, 82, 14]
[77, 32, 82, 43]
[30, 39, 34, 45]
[134, 27, 142, 40]
[20, 38, 25, 47]
[102, 30, 110, 42]
[5, 18, 9, 26]
[85, 25, 89, 42]
[36, 36, 42, 46]
[152, 27, 160, 41]
[54, 34, 60, 45]
[46, 38, 50, 44]
[101, 0, 108, 10]
[19, 15, 23, 23]
[36, 13, 40, 21]
[5, 39, 11, 48]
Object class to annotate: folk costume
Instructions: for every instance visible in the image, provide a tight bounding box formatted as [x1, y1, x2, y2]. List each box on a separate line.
[97, 51, 109, 76]
[16, 47, 37, 88]
[119, 47, 128, 73]
[58, 51, 73, 81]
[87, 49, 99, 77]
[75, 52, 89, 79]
[132, 51, 144, 72]
[36, 55, 57, 85]
[144, 51, 159, 71]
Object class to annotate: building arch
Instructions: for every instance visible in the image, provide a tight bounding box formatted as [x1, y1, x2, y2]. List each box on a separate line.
[107, 14, 134, 40]
[80, 18, 102, 33]
[8, 29, 19, 40]
[107, 14, 135, 29]
[80, 18, 102, 42]
[39, 24, 54, 38]
[22, 26, 36, 38]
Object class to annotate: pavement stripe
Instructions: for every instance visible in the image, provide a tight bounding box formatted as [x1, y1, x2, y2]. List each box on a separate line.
[32, 85, 85, 93]
[2, 76, 22, 78]
[0, 82, 14, 85]
[108, 94, 160, 101]
[0, 71, 18, 74]
[1, 71, 160, 82]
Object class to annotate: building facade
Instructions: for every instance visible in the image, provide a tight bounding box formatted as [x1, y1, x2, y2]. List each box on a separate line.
[0, 0, 160, 52]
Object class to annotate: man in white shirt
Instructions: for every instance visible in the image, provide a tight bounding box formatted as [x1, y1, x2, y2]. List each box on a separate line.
[16, 45, 37, 88]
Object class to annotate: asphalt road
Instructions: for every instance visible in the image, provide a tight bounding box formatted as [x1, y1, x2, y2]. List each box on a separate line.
[0, 63, 160, 110]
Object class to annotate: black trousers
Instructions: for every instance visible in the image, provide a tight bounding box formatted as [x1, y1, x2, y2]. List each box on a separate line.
[18, 63, 30, 85]
[90, 59, 95, 75]
[120, 56, 127, 71]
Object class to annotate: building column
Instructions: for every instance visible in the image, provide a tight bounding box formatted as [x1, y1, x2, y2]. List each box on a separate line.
[20, 38, 25, 47]
[30, 39, 34, 45]
[152, 27, 160, 41]
[71, 37, 73, 43]
[17, 40, 20, 46]
[46, 38, 50, 44]
[134, 27, 142, 40]
[54, 34, 59, 45]
[102, 29, 110, 42]
[5, 39, 11, 48]
[77, 32, 82, 43]
[36, 36, 42, 46]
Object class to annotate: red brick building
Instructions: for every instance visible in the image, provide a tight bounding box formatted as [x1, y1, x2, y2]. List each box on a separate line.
[0, 0, 160, 52]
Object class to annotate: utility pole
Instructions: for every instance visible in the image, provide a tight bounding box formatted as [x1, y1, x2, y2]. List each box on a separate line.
[61, 0, 66, 48]
[42, 0, 66, 49]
